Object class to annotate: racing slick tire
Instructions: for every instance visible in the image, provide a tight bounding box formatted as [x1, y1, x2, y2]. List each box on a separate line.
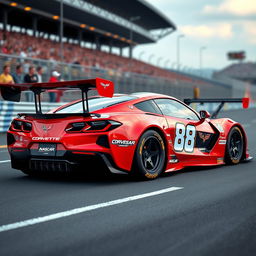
[132, 130, 166, 180]
[225, 126, 244, 164]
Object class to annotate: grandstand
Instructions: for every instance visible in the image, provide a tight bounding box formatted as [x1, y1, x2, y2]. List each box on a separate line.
[0, 0, 250, 101]
[213, 62, 256, 85]
[0, 0, 176, 54]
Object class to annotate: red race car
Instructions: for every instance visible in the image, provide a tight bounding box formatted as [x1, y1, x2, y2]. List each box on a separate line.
[0, 78, 252, 180]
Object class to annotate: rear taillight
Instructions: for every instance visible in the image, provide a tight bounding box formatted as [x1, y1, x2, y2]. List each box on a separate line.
[10, 120, 32, 132]
[65, 120, 121, 133]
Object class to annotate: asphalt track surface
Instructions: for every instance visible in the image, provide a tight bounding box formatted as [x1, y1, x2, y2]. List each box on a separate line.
[0, 108, 256, 256]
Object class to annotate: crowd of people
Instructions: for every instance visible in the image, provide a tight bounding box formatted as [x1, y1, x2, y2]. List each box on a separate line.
[0, 64, 62, 102]
[0, 30, 203, 84]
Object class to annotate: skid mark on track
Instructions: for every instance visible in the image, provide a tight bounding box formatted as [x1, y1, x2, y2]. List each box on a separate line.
[0, 186, 183, 233]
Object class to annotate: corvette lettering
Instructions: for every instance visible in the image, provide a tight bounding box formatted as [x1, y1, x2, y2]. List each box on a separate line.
[32, 137, 60, 141]
[112, 140, 136, 147]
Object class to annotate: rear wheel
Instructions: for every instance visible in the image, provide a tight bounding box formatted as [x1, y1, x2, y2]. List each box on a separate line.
[132, 130, 166, 180]
[225, 126, 244, 164]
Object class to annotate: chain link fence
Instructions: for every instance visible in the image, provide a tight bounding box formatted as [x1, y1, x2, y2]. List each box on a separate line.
[0, 53, 235, 102]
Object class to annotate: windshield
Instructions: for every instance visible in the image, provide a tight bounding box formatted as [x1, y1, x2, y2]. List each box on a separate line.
[56, 96, 137, 113]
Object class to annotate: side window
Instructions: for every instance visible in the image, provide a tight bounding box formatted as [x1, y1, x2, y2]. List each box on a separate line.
[154, 99, 199, 120]
[134, 100, 162, 115]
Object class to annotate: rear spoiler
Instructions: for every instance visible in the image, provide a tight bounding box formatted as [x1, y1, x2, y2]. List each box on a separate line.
[0, 78, 114, 114]
[184, 98, 249, 118]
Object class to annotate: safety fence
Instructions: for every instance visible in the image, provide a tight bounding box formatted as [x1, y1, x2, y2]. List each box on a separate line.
[0, 53, 234, 100]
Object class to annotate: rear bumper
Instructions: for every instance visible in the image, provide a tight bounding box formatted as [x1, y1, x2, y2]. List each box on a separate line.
[9, 148, 126, 175]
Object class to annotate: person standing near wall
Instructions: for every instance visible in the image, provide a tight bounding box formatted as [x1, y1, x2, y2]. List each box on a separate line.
[0, 65, 14, 84]
[37, 66, 43, 83]
[23, 66, 38, 101]
[48, 71, 60, 102]
[12, 64, 24, 84]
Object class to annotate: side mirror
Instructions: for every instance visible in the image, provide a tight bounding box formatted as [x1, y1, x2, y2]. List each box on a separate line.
[199, 110, 211, 120]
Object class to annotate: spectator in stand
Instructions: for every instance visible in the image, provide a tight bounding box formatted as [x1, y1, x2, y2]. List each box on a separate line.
[37, 66, 43, 83]
[12, 64, 24, 84]
[0, 65, 14, 84]
[48, 70, 60, 102]
[24, 66, 38, 102]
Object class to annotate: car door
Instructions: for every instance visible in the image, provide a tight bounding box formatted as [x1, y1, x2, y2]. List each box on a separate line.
[154, 98, 216, 164]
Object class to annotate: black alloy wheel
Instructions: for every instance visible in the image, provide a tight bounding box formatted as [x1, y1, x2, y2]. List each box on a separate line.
[132, 130, 166, 180]
[225, 126, 244, 164]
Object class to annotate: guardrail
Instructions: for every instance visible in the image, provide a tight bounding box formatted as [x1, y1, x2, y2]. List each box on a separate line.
[0, 101, 62, 132]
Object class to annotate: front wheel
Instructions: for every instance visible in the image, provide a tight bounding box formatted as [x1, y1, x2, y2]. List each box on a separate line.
[132, 130, 166, 180]
[225, 126, 244, 164]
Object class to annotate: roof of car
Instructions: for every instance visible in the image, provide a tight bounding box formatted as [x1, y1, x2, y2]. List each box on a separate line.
[130, 92, 169, 98]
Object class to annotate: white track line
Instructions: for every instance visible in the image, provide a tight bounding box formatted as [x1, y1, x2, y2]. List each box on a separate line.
[0, 186, 183, 233]
[0, 160, 10, 164]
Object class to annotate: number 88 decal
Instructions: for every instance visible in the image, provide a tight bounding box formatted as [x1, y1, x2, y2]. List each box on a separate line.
[174, 123, 196, 153]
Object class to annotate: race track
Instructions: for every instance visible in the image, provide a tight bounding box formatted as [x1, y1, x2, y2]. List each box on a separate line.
[0, 108, 256, 256]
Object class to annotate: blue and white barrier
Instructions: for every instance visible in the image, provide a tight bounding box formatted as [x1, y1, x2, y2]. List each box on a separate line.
[0, 101, 254, 133]
[0, 101, 62, 132]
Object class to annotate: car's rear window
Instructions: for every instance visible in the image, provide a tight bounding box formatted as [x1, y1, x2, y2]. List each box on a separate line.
[56, 96, 137, 113]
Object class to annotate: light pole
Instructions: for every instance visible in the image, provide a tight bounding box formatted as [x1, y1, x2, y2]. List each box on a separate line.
[138, 51, 145, 60]
[129, 16, 140, 59]
[177, 34, 185, 70]
[164, 59, 170, 68]
[199, 46, 207, 76]
[157, 57, 163, 66]
[148, 54, 155, 63]
[172, 62, 177, 69]
[60, 0, 64, 63]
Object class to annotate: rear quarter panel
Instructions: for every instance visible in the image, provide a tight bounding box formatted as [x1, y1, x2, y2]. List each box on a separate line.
[107, 112, 169, 171]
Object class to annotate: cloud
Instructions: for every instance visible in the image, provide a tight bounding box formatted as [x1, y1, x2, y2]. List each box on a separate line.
[242, 22, 256, 44]
[203, 0, 256, 16]
[180, 24, 233, 39]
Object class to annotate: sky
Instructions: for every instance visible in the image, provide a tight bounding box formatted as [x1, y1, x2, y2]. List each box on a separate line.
[132, 0, 256, 71]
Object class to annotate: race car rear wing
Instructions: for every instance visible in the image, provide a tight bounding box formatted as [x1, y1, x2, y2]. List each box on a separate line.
[184, 98, 249, 118]
[0, 78, 114, 115]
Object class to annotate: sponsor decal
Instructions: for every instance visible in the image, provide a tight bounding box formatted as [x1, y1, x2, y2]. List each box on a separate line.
[32, 137, 60, 141]
[198, 132, 211, 143]
[169, 155, 178, 163]
[38, 147, 55, 152]
[112, 139, 136, 147]
[218, 139, 227, 145]
[100, 82, 110, 89]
